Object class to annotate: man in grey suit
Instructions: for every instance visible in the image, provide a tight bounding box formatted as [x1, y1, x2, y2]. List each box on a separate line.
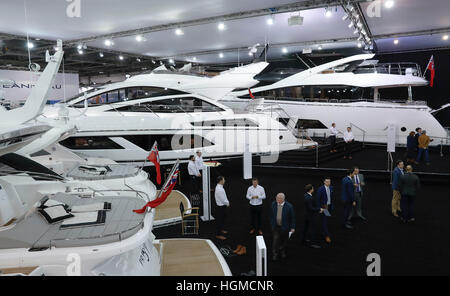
[349, 166, 367, 221]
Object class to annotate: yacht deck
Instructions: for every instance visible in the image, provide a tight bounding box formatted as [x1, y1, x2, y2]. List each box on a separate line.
[0, 193, 147, 249]
[154, 190, 190, 227]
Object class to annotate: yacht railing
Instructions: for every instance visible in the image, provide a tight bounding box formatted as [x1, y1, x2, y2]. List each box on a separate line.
[353, 62, 422, 77]
[250, 96, 428, 106]
[349, 122, 367, 147]
[91, 189, 150, 202]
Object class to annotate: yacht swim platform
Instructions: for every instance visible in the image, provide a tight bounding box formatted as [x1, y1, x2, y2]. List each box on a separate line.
[155, 239, 231, 276]
[154, 190, 191, 228]
[0, 193, 148, 250]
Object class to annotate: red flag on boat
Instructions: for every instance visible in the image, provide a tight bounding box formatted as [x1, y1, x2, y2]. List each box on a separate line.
[426, 55, 435, 87]
[133, 163, 180, 213]
[248, 88, 255, 99]
[147, 141, 161, 184]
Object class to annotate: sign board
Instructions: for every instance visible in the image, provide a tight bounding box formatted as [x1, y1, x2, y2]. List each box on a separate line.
[387, 124, 396, 152]
[0, 69, 79, 102]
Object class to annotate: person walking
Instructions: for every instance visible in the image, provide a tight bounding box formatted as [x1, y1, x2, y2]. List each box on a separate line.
[398, 165, 420, 222]
[316, 177, 333, 243]
[302, 184, 323, 249]
[270, 193, 296, 261]
[392, 160, 404, 218]
[341, 169, 356, 229]
[349, 166, 367, 221]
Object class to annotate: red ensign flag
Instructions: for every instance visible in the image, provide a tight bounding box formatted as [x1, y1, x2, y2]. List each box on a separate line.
[147, 141, 161, 184]
[133, 164, 179, 213]
[426, 55, 435, 87]
[249, 88, 255, 99]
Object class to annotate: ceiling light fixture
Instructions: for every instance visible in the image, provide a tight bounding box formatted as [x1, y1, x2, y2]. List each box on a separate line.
[385, 0, 395, 9]
[78, 49, 83, 55]
[135, 35, 143, 42]
[27, 42, 34, 49]
[342, 13, 349, 21]
[219, 53, 224, 58]
[119, 55, 124, 60]
[318, 45, 323, 50]
[267, 15, 274, 25]
[218, 22, 226, 31]
[175, 28, 184, 35]
[192, 57, 197, 61]
[104, 39, 113, 46]
[325, 7, 332, 17]
[99, 52, 104, 57]
[169, 58, 174, 64]
[282, 47, 288, 53]
[357, 42, 362, 48]
[394, 39, 399, 44]
[443, 34, 449, 40]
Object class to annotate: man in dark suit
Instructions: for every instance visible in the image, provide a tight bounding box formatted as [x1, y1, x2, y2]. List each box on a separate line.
[392, 160, 404, 217]
[317, 177, 333, 243]
[302, 184, 324, 249]
[398, 165, 420, 222]
[341, 169, 356, 229]
[270, 193, 296, 261]
[349, 166, 367, 221]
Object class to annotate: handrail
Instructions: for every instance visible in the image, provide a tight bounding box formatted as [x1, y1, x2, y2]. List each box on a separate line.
[349, 122, 366, 147]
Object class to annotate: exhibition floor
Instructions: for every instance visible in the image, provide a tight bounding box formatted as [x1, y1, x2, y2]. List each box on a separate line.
[154, 164, 450, 276]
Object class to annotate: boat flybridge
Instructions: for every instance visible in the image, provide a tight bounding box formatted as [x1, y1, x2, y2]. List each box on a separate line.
[41, 63, 315, 165]
[0, 41, 231, 276]
[220, 54, 449, 147]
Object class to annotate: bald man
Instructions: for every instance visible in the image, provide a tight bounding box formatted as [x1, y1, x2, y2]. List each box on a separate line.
[270, 193, 296, 261]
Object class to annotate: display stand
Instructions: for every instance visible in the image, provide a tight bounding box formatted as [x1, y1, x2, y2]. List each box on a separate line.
[256, 235, 267, 276]
[199, 162, 221, 222]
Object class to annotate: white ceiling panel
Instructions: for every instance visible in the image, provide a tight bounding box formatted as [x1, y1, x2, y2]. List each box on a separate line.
[86, 7, 355, 58]
[361, 0, 450, 36]
[0, 0, 306, 40]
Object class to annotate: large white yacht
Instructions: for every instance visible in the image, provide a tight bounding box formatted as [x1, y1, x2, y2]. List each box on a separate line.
[41, 63, 313, 165]
[221, 54, 449, 146]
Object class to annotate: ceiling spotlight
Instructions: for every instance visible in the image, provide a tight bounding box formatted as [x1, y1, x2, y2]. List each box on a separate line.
[443, 34, 449, 40]
[282, 47, 288, 54]
[248, 51, 253, 56]
[135, 35, 143, 42]
[342, 13, 349, 21]
[325, 7, 332, 17]
[119, 55, 124, 60]
[151, 59, 156, 64]
[353, 28, 359, 35]
[27, 42, 34, 49]
[53, 46, 59, 51]
[136, 58, 141, 62]
[77, 44, 83, 50]
[348, 22, 354, 28]
[357, 21, 363, 28]
[357, 42, 362, 48]
[394, 39, 399, 45]
[77, 49, 83, 55]
[169, 58, 174, 64]
[192, 57, 197, 61]
[219, 53, 224, 58]
[346, 4, 355, 12]
[267, 15, 274, 25]
[104, 39, 113, 46]
[175, 28, 184, 35]
[218, 22, 226, 31]
[385, 0, 395, 9]
[318, 45, 323, 50]
[99, 52, 104, 57]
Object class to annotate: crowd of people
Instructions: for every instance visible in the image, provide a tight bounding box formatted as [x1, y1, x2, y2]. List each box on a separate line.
[209, 163, 421, 261]
[406, 127, 433, 165]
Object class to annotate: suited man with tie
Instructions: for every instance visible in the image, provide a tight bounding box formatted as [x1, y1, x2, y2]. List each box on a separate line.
[341, 169, 356, 229]
[317, 177, 333, 243]
[270, 193, 296, 261]
[349, 166, 367, 221]
[302, 184, 324, 249]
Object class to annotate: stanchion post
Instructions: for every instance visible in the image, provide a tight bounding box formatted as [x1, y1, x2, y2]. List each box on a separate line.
[256, 235, 267, 276]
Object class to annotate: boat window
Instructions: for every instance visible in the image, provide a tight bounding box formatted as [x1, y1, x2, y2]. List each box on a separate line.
[123, 134, 214, 151]
[71, 87, 188, 108]
[110, 97, 224, 113]
[60, 137, 125, 150]
[296, 119, 327, 129]
[194, 119, 258, 127]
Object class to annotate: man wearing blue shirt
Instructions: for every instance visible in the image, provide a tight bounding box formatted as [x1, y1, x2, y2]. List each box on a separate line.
[392, 160, 404, 218]
[317, 177, 333, 243]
